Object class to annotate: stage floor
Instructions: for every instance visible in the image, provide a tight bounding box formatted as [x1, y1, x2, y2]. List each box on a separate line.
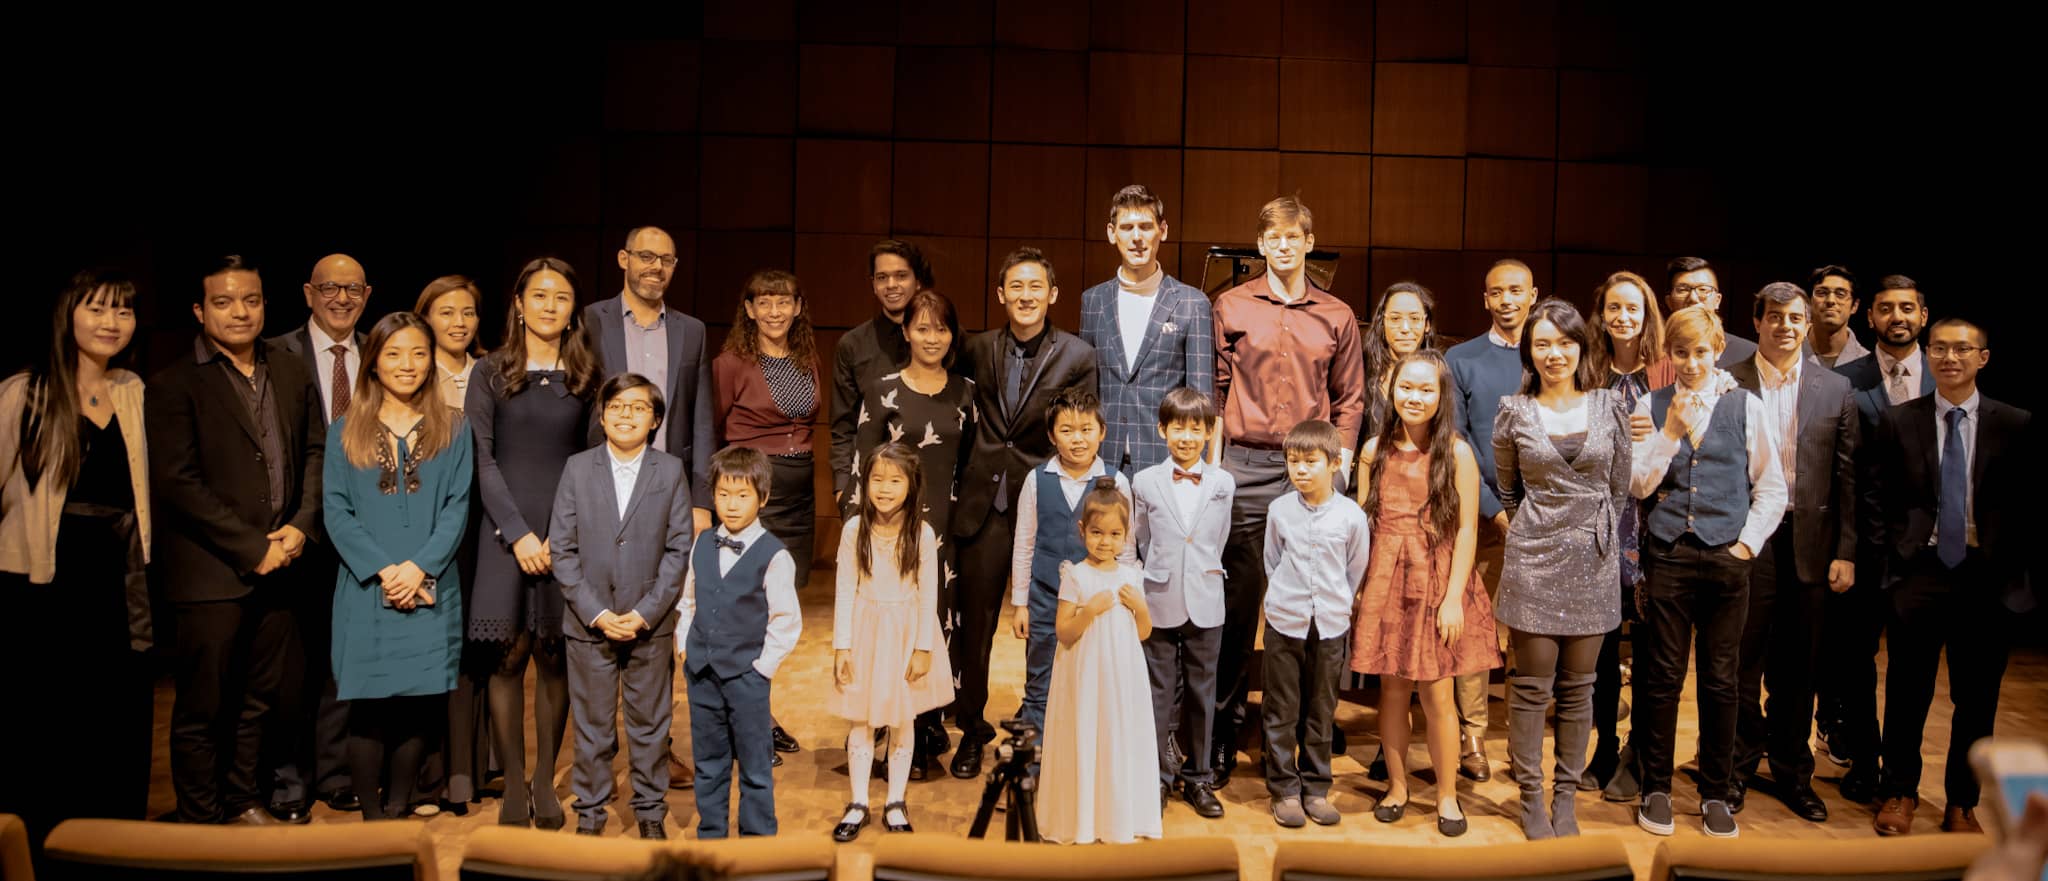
[144, 572, 2045, 880]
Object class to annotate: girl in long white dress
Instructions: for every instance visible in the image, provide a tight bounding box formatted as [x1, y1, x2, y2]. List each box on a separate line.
[1038, 480, 1160, 843]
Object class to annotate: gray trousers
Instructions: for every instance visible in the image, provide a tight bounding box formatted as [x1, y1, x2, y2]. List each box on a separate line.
[566, 633, 675, 828]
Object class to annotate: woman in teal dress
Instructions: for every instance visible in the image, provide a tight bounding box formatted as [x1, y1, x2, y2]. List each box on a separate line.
[324, 312, 474, 820]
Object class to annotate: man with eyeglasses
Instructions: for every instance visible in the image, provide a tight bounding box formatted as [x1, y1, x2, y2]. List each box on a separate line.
[1804, 265, 1869, 368]
[1665, 256, 1757, 367]
[1821, 273, 1937, 804]
[260, 253, 371, 823]
[1865, 318, 2032, 836]
[1209, 196, 1365, 791]
[1443, 257, 1540, 783]
[582, 226, 742, 779]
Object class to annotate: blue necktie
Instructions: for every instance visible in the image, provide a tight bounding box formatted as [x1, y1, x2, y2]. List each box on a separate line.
[1937, 407, 1967, 568]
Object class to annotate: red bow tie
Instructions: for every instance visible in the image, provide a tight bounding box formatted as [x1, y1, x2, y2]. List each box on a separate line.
[1173, 468, 1202, 485]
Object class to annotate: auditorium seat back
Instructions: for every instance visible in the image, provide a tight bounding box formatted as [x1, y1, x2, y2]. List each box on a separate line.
[1273, 837, 1635, 881]
[40, 818, 437, 881]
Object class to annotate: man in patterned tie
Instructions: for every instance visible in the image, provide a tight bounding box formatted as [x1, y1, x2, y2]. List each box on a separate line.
[260, 254, 371, 822]
[1865, 318, 2032, 836]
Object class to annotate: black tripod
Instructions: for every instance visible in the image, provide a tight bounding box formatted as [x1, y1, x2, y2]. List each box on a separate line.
[967, 719, 1040, 841]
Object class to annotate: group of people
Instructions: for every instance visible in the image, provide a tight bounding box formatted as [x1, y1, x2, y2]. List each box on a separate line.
[0, 185, 2030, 852]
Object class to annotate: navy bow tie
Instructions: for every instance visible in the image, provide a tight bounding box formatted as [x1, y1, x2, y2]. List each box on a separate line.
[716, 536, 745, 553]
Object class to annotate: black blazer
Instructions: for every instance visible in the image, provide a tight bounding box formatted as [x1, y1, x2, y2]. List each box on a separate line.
[1835, 349, 1937, 431]
[1863, 391, 2034, 610]
[146, 338, 327, 603]
[267, 324, 367, 389]
[951, 326, 1098, 538]
[1727, 355, 1859, 584]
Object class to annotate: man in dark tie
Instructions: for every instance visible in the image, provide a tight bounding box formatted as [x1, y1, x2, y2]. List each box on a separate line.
[1726, 283, 1858, 823]
[1866, 318, 2033, 836]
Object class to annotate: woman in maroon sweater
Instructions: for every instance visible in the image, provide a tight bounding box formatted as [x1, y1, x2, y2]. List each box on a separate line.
[712, 269, 822, 587]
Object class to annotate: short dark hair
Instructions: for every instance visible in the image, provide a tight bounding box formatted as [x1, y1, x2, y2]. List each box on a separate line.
[997, 246, 1057, 289]
[869, 239, 935, 290]
[1519, 298, 1601, 394]
[198, 254, 260, 303]
[1928, 316, 1987, 348]
[1108, 184, 1166, 225]
[1156, 386, 1217, 429]
[903, 290, 964, 368]
[1490, 258, 1532, 276]
[598, 372, 667, 433]
[1667, 256, 1712, 285]
[1751, 281, 1812, 322]
[1283, 419, 1343, 465]
[709, 445, 773, 499]
[1046, 386, 1104, 432]
[1876, 273, 1926, 307]
[1809, 264, 1855, 291]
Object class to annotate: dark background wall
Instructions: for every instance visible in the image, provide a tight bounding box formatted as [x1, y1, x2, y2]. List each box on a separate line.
[12, 5, 2028, 560]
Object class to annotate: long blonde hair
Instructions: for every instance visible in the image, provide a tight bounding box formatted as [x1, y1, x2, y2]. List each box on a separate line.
[341, 312, 458, 472]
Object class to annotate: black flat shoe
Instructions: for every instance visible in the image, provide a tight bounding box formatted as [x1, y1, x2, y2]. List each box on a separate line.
[772, 725, 801, 754]
[1374, 800, 1407, 823]
[832, 803, 869, 843]
[267, 802, 310, 825]
[1367, 747, 1389, 782]
[1438, 813, 1468, 837]
[883, 800, 913, 833]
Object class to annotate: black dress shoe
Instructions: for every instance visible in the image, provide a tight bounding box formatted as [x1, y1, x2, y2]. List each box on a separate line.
[772, 725, 801, 754]
[832, 803, 870, 843]
[907, 751, 930, 781]
[1839, 765, 1880, 803]
[321, 790, 361, 812]
[575, 826, 602, 837]
[883, 800, 913, 833]
[1367, 747, 1389, 782]
[949, 743, 984, 779]
[1161, 784, 1172, 811]
[638, 819, 667, 840]
[1182, 781, 1225, 818]
[267, 802, 311, 825]
[1728, 777, 1748, 815]
[772, 752, 784, 768]
[1781, 784, 1830, 822]
[231, 807, 281, 826]
[534, 810, 566, 831]
[1213, 742, 1237, 777]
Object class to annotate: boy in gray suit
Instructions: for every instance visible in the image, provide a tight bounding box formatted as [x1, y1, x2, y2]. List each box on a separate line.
[1132, 387, 1235, 819]
[551, 373, 696, 839]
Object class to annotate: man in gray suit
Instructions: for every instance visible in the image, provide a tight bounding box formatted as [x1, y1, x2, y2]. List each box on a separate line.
[1727, 282, 1859, 823]
[551, 374, 696, 839]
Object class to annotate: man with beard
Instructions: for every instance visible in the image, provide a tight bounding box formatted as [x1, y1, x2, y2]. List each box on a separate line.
[1804, 265, 1869, 368]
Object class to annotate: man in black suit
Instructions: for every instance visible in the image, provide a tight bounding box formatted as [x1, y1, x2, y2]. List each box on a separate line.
[1819, 274, 1936, 800]
[149, 255, 326, 825]
[946, 247, 1098, 780]
[1726, 283, 1858, 822]
[260, 253, 370, 821]
[1866, 318, 2033, 837]
[1666, 256, 1757, 366]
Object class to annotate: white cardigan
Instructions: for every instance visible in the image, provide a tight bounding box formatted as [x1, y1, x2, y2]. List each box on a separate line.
[0, 370, 153, 583]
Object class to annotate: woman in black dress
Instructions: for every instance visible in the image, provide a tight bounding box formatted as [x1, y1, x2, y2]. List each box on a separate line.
[851, 289, 975, 778]
[0, 270, 152, 849]
[466, 257, 600, 828]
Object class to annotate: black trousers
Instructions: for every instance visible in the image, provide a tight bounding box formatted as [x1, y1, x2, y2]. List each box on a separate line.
[1145, 620, 1222, 786]
[1815, 563, 1886, 766]
[948, 505, 1015, 746]
[170, 588, 299, 822]
[1636, 533, 1750, 801]
[1215, 447, 1289, 749]
[1734, 518, 1828, 787]
[1260, 621, 1346, 800]
[1880, 551, 2013, 808]
[268, 551, 349, 809]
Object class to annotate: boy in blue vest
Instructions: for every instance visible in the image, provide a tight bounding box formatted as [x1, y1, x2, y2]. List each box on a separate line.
[1008, 387, 1133, 736]
[676, 446, 804, 838]
[1626, 306, 1786, 840]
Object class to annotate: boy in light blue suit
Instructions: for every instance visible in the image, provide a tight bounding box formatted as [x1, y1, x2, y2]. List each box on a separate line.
[1131, 387, 1234, 819]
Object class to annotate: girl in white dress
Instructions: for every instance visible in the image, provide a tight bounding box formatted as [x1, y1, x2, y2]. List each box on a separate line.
[828, 442, 955, 842]
[1038, 480, 1160, 843]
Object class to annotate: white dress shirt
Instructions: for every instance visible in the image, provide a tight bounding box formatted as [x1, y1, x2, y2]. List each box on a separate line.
[309, 320, 360, 424]
[1009, 457, 1135, 606]
[1168, 458, 1206, 524]
[1932, 390, 1980, 547]
[607, 445, 644, 521]
[1629, 384, 1789, 555]
[1754, 354, 1802, 498]
[676, 519, 804, 678]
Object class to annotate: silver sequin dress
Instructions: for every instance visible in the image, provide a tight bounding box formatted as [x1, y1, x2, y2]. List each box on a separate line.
[1491, 390, 1631, 636]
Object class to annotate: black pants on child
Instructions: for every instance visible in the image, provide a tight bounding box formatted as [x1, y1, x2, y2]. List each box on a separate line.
[1261, 620, 1347, 800]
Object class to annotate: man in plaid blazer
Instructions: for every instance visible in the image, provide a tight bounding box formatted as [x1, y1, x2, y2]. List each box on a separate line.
[1079, 184, 1214, 479]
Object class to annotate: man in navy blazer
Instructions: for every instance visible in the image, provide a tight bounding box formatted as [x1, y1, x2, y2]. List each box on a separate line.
[1864, 318, 2033, 836]
[551, 374, 695, 839]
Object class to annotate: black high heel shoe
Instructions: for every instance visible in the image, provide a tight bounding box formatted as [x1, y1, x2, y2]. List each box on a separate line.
[832, 803, 870, 842]
[883, 801, 913, 833]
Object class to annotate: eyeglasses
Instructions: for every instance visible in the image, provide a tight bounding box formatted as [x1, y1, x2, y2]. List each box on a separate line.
[604, 401, 655, 417]
[1927, 344, 1983, 360]
[313, 282, 368, 301]
[628, 250, 679, 268]
[1813, 286, 1854, 300]
[1674, 284, 1719, 297]
[1260, 232, 1306, 248]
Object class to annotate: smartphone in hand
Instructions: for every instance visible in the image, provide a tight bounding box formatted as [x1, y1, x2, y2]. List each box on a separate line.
[1970, 737, 2048, 841]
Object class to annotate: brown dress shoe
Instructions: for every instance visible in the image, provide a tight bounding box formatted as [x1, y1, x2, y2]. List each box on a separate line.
[667, 754, 695, 790]
[1941, 805, 1982, 834]
[1458, 734, 1491, 782]
[1873, 795, 1917, 836]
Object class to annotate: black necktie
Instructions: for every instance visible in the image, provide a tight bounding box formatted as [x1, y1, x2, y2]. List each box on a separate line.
[716, 536, 745, 553]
